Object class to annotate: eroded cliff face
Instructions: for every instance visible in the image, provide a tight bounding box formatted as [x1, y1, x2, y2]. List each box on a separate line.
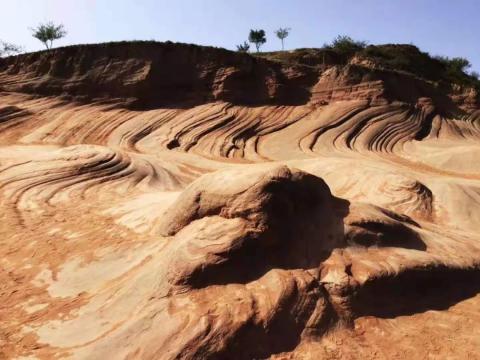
[0, 42, 319, 106]
[1, 41, 477, 110]
[0, 42, 480, 359]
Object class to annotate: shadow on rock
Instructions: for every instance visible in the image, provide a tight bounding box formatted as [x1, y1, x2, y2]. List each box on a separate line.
[352, 266, 480, 318]
[344, 204, 427, 251]
[159, 165, 350, 288]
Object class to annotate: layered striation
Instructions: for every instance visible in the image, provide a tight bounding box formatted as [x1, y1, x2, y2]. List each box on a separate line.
[0, 42, 480, 359]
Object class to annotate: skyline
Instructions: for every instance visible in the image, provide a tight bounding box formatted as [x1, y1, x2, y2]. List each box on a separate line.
[1, 0, 479, 73]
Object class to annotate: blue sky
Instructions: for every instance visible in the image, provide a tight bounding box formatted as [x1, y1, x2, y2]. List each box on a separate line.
[1, 0, 479, 72]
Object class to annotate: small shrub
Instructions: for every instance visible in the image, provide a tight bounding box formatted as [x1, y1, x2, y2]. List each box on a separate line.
[236, 41, 250, 53]
[0, 41, 22, 57]
[325, 35, 367, 59]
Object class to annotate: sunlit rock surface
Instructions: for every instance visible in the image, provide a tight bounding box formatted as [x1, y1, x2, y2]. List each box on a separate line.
[0, 42, 479, 359]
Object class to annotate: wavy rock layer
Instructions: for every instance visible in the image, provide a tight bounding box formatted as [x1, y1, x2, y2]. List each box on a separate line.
[0, 43, 480, 359]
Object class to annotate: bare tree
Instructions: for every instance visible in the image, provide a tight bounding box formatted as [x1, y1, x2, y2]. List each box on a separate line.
[31, 22, 67, 50]
[0, 40, 22, 57]
[274, 27, 291, 51]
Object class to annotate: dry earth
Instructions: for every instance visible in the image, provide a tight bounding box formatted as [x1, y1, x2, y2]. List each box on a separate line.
[0, 42, 479, 359]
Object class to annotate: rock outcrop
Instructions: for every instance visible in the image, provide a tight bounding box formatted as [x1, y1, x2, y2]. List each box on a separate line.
[0, 42, 479, 359]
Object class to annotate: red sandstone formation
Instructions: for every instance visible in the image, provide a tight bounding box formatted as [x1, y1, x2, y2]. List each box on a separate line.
[0, 42, 479, 359]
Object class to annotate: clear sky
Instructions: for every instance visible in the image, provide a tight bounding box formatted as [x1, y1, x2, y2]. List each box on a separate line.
[1, 0, 479, 72]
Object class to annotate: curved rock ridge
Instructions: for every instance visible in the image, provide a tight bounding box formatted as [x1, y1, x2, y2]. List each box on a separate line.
[0, 43, 480, 359]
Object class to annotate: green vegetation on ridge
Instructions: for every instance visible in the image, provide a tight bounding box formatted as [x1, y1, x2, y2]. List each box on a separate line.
[256, 36, 479, 91]
[2, 20, 478, 92]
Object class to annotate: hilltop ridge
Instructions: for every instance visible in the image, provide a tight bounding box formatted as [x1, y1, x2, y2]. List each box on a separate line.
[1, 41, 478, 110]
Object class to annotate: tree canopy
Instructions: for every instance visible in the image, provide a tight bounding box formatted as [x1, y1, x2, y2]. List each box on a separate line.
[274, 27, 291, 50]
[31, 22, 67, 50]
[248, 29, 266, 52]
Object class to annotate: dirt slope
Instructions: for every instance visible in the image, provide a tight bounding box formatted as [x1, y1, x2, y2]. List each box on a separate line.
[0, 42, 479, 359]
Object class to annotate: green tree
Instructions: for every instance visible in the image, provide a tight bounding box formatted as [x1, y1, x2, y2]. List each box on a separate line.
[248, 29, 266, 52]
[274, 27, 290, 51]
[0, 41, 22, 57]
[236, 41, 250, 53]
[31, 22, 67, 50]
